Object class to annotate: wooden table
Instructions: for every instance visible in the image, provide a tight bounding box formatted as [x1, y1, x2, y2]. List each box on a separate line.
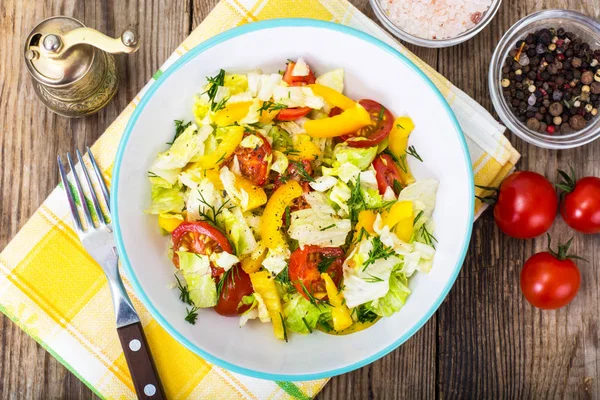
[1, 0, 599, 398]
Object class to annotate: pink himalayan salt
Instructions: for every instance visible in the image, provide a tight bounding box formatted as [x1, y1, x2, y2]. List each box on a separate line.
[381, 0, 492, 40]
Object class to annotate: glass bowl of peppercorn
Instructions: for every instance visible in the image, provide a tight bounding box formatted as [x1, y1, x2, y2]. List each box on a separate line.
[489, 9, 600, 149]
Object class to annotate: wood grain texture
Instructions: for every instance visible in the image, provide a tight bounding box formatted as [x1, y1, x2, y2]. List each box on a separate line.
[0, 0, 599, 398]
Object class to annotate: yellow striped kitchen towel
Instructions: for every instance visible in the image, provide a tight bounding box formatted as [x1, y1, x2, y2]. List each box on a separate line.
[0, 0, 520, 399]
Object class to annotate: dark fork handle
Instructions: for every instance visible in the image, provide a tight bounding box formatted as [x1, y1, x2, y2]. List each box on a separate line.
[117, 322, 166, 399]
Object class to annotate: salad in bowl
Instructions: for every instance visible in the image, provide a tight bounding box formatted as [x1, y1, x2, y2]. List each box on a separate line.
[146, 58, 438, 340]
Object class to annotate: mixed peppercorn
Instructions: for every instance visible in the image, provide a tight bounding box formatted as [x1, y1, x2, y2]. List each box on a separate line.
[501, 27, 600, 134]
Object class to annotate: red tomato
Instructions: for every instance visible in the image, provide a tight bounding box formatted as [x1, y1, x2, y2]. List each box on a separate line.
[558, 171, 600, 234]
[214, 265, 254, 316]
[289, 246, 345, 300]
[230, 132, 272, 186]
[340, 99, 394, 148]
[171, 222, 233, 278]
[492, 171, 558, 239]
[329, 107, 343, 117]
[520, 237, 581, 309]
[277, 106, 312, 121]
[282, 61, 316, 86]
[373, 154, 403, 195]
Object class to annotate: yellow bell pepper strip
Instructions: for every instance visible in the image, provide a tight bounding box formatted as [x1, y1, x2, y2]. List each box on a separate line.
[381, 201, 413, 242]
[191, 125, 244, 169]
[259, 101, 281, 124]
[241, 242, 267, 274]
[354, 210, 377, 237]
[307, 84, 356, 110]
[388, 116, 416, 185]
[304, 105, 372, 138]
[202, 168, 224, 191]
[290, 134, 321, 161]
[234, 175, 268, 211]
[250, 270, 286, 340]
[212, 101, 253, 126]
[260, 181, 303, 250]
[321, 272, 353, 331]
[158, 214, 183, 233]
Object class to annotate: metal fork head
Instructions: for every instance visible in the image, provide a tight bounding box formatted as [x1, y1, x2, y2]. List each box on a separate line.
[57, 148, 111, 235]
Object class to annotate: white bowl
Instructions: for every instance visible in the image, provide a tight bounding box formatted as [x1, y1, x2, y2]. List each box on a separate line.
[112, 19, 474, 381]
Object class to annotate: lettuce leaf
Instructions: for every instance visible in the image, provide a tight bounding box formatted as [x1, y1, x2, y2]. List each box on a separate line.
[365, 272, 411, 317]
[177, 251, 217, 308]
[146, 183, 184, 215]
[283, 293, 331, 334]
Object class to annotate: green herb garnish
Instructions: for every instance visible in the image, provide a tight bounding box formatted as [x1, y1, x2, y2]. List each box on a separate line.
[302, 317, 313, 333]
[258, 101, 287, 115]
[362, 236, 396, 271]
[166, 120, 192, 145]
[406, 145, 423, 162]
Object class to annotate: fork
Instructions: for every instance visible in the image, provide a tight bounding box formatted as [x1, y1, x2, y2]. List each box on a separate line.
[58, 148, 165, 400]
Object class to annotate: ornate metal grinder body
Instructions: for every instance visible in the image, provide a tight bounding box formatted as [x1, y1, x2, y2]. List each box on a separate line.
[24, 16, 140, 118]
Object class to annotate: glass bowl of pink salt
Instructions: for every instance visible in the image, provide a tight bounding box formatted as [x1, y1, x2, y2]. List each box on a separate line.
[370, 0, 502, 48]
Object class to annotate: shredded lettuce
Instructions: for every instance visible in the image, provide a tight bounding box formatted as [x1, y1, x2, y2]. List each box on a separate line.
[218, 207, 257, 256]
[398, 179, 439, 221]
[272, 86, 325, 109]
[223, 74, 248, 94]
[333, 143, 378, 171]
[365, 271, 411, 317]
[288, 193, 351, 247]
[262, 247, 290, 275]
[177, 251, 217, 308]
[283, 293, 330, 334]
[316, 69, 345, 93]
[146, 183, 184, 215]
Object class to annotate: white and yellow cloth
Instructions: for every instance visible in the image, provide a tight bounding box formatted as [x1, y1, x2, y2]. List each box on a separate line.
[0, 0, 520, 398]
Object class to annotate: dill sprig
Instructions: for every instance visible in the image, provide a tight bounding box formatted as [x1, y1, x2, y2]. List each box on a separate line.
[299, 281, 331, 308]
[406, 145, 423, 162]
[147, 171, 158, 178]
[397, 154, 408, 173]
[212, 96, 229, 112]
[420, 224, 438, 249]
[353, 305, 378, 323]
[302, 317, 313, 333]
[289, 160, 315, 182]
[280, 313, 288, 342]
[362, 236, 396, 271]
[196, 189, 230, 228]
[377, 106, 385, 121]
[317, 255, 337, 273]
[258, 101, 287, 115]
[175, 274, 200, 324]
[348, 175, 367, 224]
[413, 210, 424, 225]
[274, 265, 291, 286]
[216, 268, 236, 299]
[202, 69, 227, 111]
[166, 120, 192, 145]
[319, 224, 336, 231]
[363, 274, 384, 283]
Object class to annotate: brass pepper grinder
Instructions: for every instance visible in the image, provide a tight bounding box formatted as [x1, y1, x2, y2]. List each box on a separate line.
[24, 16, 140, 118]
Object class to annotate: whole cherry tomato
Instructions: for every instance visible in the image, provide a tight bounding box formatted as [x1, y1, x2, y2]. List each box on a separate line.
[557, 168, 600, 234]
[520, 235, 581, 309]
[485, 171, 558, 239]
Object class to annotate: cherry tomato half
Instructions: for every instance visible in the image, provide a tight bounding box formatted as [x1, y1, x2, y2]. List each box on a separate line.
[214, 265, 254, 316]
[171, 221, 233, 278]
[289, 245, 345, 300]
[230, 132, 272, 186]
[373, 154, 403, 196]
[282, 61, 316, 86]
[560, 176, 600, 234]
[493, 171, 558, 239]
[277, 107, 312, 121]
[340, 99, 393, 148]
[520, 237, 581, 310]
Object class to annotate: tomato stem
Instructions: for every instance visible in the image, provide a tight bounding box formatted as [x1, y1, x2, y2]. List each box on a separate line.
[555, 166, 577, 193]
[545, 233, 588, 262]
[475, 184, 499, 205]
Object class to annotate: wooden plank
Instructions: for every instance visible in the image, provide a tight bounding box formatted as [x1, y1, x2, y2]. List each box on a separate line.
[0, 0, 189, 398]
[435, 0, 600, 398]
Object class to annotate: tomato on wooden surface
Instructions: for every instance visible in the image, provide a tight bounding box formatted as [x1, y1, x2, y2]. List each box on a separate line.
[282, 61, 316, 86]
[230, 132, 272, 186]
[373, 154, 403, 195]
[520, 235, 581, 309]
[340, 99, 393, 148]
[214, 265, 255, 316]
[277, 106, 312, 121]
[171, 221, 232, 278]
[288, 245, 345, 300]
[488, 171, 558, 239]
[557, 169, 600, 234]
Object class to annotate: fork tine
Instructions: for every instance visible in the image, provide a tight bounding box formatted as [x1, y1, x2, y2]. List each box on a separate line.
[67, 152, 95, 230]
[58, 155, 84, 233]
[76, 149, 107, 225]
[87, 147, 110, 213]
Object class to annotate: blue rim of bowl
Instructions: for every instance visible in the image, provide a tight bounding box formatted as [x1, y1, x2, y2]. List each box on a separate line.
[111, 18, 475, 381]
